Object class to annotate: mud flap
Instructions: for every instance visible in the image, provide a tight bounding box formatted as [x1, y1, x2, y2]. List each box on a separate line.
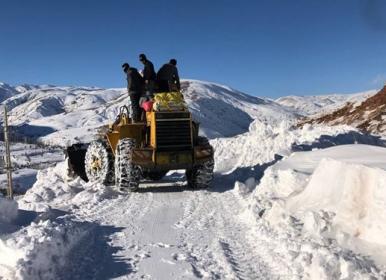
[65, 143, 89, 181]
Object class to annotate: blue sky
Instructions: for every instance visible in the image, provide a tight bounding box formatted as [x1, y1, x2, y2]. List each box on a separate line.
[1, 0, 386, 98]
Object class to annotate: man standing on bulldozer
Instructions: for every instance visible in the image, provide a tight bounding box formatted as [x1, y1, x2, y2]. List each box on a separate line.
[156, 58, 181, 92]
[122, 63, 144, 122]
[139, 53, 156, 97]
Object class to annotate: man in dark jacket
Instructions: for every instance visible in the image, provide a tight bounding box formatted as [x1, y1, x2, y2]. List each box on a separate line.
[122, 63, 144, 122]
[139, 53, 156, 97]
[156, 59, 180, 92]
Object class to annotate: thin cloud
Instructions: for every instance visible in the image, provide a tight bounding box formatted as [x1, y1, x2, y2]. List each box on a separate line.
[371, 73, 386, 86]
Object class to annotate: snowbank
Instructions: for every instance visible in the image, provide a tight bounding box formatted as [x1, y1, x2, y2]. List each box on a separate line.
[287, 158, 386, 263]
[248, 144, 386, 277]
[0, 160, 119, 280]
[212, 118, 359, 173]
[0, 212, 90, 280]
[19, 161, 117, 212]
[274, 144, 386, 174]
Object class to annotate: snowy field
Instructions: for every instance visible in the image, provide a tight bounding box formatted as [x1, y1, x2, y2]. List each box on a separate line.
[0, 142, 63, 194]
[1, 81, 386, 279]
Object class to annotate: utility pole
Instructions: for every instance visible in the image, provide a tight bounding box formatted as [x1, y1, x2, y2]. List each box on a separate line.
[3, 105, 13, 199]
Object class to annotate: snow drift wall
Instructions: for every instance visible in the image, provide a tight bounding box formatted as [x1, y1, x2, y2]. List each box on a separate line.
[287, 158, 386, 247]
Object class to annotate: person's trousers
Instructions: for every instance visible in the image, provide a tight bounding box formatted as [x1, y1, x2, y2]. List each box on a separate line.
[129, 93, 141, 122]
[145, 80, 155, 97]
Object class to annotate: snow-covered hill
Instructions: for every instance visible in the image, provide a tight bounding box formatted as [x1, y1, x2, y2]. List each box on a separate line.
[299, 86, 386, 136]
[0, 83, 19, 103]
[0, 80, 295, 146]
[276, 90, 377, 116]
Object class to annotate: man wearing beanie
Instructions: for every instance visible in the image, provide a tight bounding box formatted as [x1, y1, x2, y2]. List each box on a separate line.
[156, 58, 180, 92]
[139, 53, 156, 97]
[122, 63, 144, 122]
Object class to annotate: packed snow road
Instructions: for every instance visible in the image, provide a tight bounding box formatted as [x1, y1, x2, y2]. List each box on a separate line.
[2, 121, 386, 279]
[60, 174, 291, 280]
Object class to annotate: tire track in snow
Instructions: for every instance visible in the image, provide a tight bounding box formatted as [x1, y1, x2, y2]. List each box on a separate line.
[219, 239, 266, 280]
[62, 179, 297, 279]
[172, 189, 291, 279]
[174, 190, 205, 230]
[64, 190, 157, 279]
[214, 193, 279, 280]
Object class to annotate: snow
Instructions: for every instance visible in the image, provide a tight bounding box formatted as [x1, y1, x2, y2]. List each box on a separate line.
[0, 142, 63, 193]
[212, 118, 360, 174]
[288, 159, 386, 255]
[0, 169, 37, 194]
[0, 83, 19, 103]
[0, 212, 90, 280]
[250, 144, 386, 277]
[274, 144, 386, 173]
[1, 79, 386, 279]
[275, 90, 377, 116]
[0, 196, 18, 223]
[1, 80, 296, 146]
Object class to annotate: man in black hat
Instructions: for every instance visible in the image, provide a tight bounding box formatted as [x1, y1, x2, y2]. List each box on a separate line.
[122, 63, 144, 122]
[139, 53, 156, 97]
[156, 58, 180, 92]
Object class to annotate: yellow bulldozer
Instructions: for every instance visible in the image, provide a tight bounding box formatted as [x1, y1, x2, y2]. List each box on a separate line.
[66, 92, 214, 191]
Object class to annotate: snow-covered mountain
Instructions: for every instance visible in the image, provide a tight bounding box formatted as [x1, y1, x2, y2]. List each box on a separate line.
[276, 90, 377, 116]
[0, 79, 296, 145]
[299, 86, 386, 136]
[0, 82, 19, 103]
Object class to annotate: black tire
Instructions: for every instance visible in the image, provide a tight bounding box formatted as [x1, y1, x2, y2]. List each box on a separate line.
[195, 136, 210, 146]
[115, 138, 141, 192]
[142, 170, 168, 181]
[84, 140, 114, 184]
[186, 137, 214, 189]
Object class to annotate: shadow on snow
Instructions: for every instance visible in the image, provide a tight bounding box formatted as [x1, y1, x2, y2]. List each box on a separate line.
[0, 207, 132, 279]
[211, 154, 283, 193]
[61, 223, 130, 280]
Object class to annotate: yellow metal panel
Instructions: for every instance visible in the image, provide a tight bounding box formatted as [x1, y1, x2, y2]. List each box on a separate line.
[150, 112, 156, 148]
[156, 151, 193, 166]
[157, 153, 169, 165]
[119, 124, 144, 146]
[106, 132, 120, 155]
[107, 124, 145, 155]
[146, 112, 152, 126]
[132, 149, 154, 166]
